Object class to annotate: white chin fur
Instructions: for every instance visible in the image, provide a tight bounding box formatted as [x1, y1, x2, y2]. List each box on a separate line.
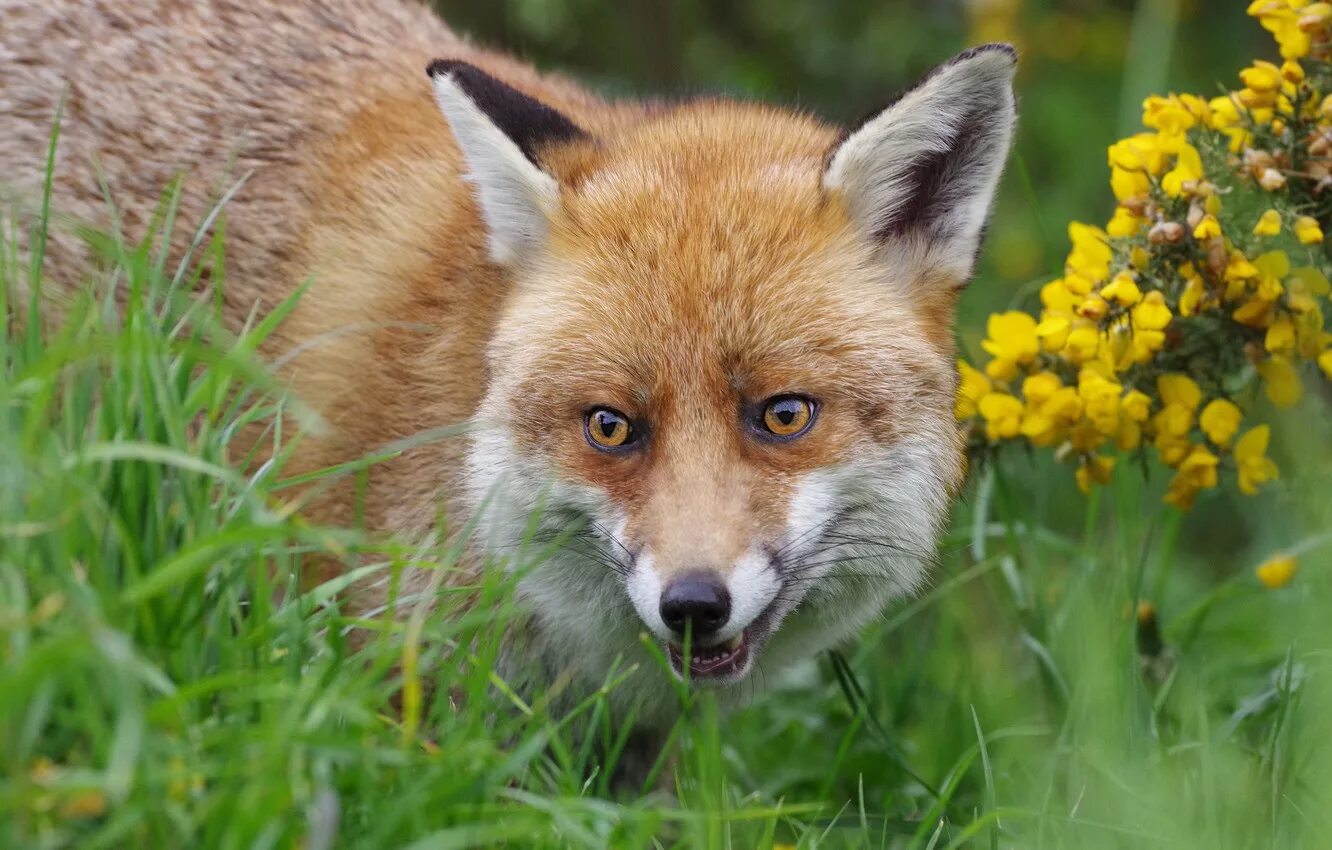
[465, 417, 949, 718]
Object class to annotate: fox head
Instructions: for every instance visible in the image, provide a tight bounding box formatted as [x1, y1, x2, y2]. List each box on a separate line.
[428, 46, 1017, 713]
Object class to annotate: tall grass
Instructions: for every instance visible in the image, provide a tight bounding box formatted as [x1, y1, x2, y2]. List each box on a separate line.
[3, 129, 1332, 848]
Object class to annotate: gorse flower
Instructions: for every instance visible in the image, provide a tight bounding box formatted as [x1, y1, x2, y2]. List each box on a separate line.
[1255, 552, 1298, 588]
[958, 1, 1332, 509]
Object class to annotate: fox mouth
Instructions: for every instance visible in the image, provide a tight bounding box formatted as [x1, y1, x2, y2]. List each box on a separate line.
[667, 629, 751, 681]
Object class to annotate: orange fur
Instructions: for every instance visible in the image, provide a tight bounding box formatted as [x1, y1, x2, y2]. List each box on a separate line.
[1, 0, 1013, 726]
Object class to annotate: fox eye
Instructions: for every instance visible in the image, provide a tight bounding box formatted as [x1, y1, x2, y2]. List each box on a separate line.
[759, 395, 816, 439]
[585, 407, 636, 450]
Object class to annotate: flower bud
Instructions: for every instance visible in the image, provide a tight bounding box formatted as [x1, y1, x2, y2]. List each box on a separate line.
[1244, 148, 1276, 173]
[1207, 239, 1230, 276]
[1187, 202, 1206, 230]
[1259, 167, 1287, 191]
[1300, 4, 1332, 33]
[1079, 295, 1110, 320]
[1121, 196, 1150, 216]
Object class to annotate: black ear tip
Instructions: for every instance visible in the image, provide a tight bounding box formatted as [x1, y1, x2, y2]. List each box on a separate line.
[954, 43, 1018, 66]
[426, 58, 473, 80]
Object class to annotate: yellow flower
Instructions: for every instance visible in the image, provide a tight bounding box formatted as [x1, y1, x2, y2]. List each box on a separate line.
[1107, 132, 1170, 175]
[955, 360, 991, 420]
[1076, 454, 1117, 494]
[1234, 424, 1279, 495]
[1255, 249, 1290, 279]
[1234, 298, 1274, 328]
[1074, 372, 1119, 434]
[1294, 215, 1324, 245]
[985, 356, 1018, 382]
[1291, 266, 1330, 296]
[1021, 385, 1083, 447]
[1249, 1, 1313, 59]
[1131, 291, 1173, 332]
[1256, 273, 1285, 302]
[1265, 315, 1297, 354]
[1042, 279, 1081, 313]
[1128, 329, 1166, 365]
[1192, 214, 1222, 240]
[1156, 437, 1191, 470]
[1019, 369, 1058, 399]
[1142, 95, 1197, 136]
[1256, 554, 1298, 589]
[1320, 347, 1332, 380]
[1100, 272, 1143, 307]
[1225, 252, 1260, 282]
[1199, 398, 1242, 448]
[981, 311, 1040, 372]
[1161, 143, 1205, 197]
[1256, 356, 1303, 407]
[1035, 316, 1071, 352]
[1163, 445, 1219, 509]
[1253, 209, 1282, 236]
[1294, 305, 1326, 357]
[1240, 60, 1283, 93]
[979, 392, 1024, 440]
[1078, 295, 1109, 321]
[1153, 374, 1201, 442]
[1116, 418, 1143, 451]
[1208, 93, 1252, 151]
[1122, 389, 1152, 422]
[1111, 167, 1151, 202]
[1179, 275, 1208, 317]
[1107, 206, 1145, 237]
[60, 790, 108, 820]
[1063, 326, 1102, 362]
[1179, 444, 1220, 485]
[1065, 222, 1113, 285]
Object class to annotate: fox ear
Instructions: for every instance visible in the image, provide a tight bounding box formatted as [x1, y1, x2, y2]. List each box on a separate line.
[823, 44, 1017, 288]
[428, 60, 588, 266]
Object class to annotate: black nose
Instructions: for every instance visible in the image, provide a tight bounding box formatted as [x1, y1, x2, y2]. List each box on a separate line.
[659, 574, 731, 638]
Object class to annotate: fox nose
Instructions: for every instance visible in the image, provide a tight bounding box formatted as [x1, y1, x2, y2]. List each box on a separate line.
[659, 573, 731, 638]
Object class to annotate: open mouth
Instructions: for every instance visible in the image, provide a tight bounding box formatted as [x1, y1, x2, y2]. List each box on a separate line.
[667, 629, 751, 680]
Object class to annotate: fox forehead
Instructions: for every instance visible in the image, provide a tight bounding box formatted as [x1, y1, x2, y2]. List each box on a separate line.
[489, 103, 957, 408]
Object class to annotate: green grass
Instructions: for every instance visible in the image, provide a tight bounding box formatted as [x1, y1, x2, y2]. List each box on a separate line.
[4, 133, 1332, 849]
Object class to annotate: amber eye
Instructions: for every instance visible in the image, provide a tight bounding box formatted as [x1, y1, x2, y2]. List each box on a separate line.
[585, 407, 635, 450]
[760, 395, 816, 438]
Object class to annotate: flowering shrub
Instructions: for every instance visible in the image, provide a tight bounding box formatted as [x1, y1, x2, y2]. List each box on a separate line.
[959, 0, 1332, 509]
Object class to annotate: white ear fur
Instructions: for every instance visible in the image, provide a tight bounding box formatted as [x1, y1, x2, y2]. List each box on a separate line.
[823, 44, 1018, 284]
[430, 72, 560, 266]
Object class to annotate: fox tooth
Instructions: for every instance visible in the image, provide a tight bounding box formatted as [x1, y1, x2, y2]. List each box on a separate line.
[726, 634, 744, 651]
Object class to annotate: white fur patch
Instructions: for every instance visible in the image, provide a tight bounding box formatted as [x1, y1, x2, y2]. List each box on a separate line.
[723, 549, 782, 640]
[430, 72, 559, 265]
[626, 551, 669, 641]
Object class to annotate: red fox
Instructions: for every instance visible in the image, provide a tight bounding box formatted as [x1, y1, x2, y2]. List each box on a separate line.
[1, 2, 1015, 726]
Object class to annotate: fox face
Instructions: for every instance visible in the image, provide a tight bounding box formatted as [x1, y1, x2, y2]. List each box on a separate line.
[430, 48, 1017, 709]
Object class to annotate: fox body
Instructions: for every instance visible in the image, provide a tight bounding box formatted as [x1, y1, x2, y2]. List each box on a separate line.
[1, 1, 1016, 725]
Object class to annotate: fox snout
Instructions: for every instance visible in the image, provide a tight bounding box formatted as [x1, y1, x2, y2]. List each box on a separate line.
[658, 573, 730, 638]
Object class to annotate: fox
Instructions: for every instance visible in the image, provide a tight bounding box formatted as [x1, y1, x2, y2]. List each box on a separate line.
[1, 1, 1016, 737]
